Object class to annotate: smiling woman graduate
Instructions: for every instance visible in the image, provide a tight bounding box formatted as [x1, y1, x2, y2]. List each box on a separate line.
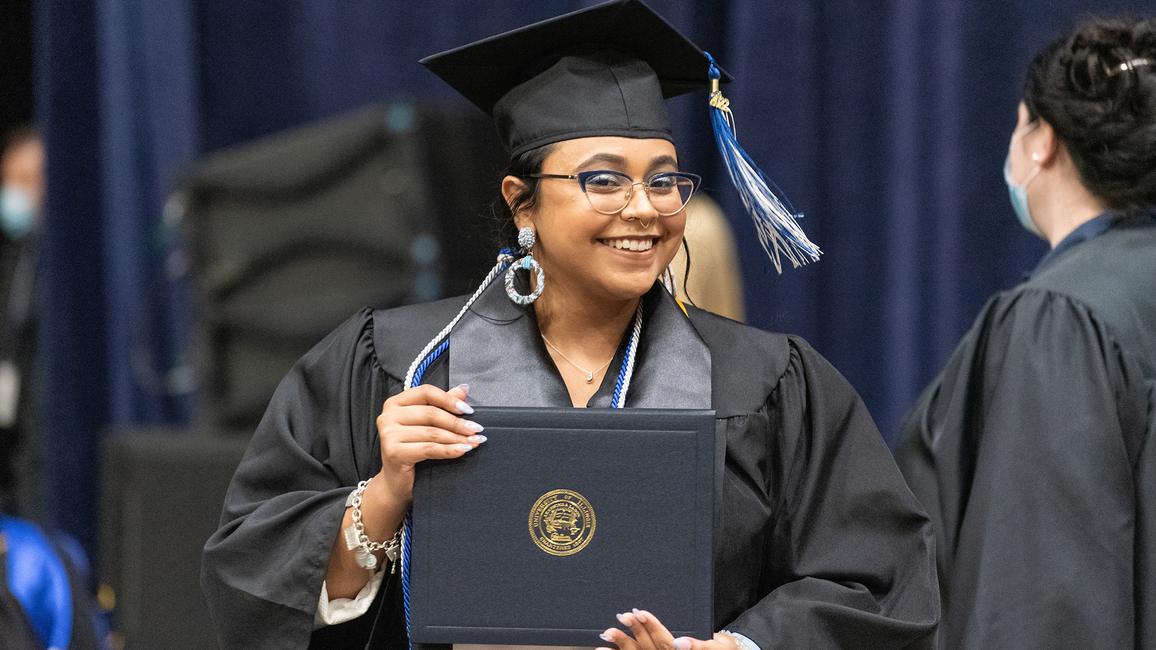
[201, 2, 939, 649]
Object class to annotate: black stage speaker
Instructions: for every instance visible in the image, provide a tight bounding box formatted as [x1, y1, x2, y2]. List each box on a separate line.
[99, 430, 251, 650]
[179, 103, 506, 430]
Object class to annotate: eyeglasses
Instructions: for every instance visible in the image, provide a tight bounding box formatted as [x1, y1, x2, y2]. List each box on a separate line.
[529, 170, 701, 217]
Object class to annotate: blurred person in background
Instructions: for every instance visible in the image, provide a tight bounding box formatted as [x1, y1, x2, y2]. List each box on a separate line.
[0, 128, 107, 650]
[670, 195, 745, 323]
[0, 125, 42, 517]
[896, 16, 1156, 650]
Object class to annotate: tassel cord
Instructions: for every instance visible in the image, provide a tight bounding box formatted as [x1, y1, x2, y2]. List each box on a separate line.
[610, 302, 644, 409]
[400, 511, 413, 650]
[403, 252, 514, 390]
[399, 252, 509, 650]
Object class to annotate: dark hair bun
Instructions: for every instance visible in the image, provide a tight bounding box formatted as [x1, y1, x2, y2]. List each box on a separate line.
[1023, 16, 1156, 210]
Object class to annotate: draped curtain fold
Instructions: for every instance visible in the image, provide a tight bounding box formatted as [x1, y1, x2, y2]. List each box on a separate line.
[36, 0, 1151, 555]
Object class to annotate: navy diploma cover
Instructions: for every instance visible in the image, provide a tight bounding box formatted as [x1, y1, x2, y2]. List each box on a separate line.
[409, 406, 718, 646]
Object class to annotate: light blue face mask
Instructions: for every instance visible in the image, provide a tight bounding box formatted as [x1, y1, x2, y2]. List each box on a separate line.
[0, 186, 35, 240]
[1003, 153, 1042, 238]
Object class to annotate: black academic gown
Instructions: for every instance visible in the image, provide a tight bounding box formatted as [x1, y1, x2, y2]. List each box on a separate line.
[0, 230, 38, 513]
[202, 280, 939, 650]
[896, 210, 1156, 649]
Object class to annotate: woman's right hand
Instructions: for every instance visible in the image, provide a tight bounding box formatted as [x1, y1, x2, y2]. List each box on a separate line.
[326, 384, 482, 599]
[375, 383, 485, 505]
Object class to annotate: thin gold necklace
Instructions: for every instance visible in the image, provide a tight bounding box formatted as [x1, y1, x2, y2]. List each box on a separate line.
[540, 334, 614, 383]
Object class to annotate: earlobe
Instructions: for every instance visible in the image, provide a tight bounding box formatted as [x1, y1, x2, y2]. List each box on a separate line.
[1035, 120, 1060, 166]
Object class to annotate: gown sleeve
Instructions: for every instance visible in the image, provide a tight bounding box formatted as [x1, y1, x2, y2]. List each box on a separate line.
[895, 288, 1151, 649]
[201, 308, 393, 650]
[721, 337, 939, 650]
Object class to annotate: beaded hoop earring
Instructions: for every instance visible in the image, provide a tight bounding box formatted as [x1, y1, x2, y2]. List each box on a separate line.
[506, 226, 545, 305]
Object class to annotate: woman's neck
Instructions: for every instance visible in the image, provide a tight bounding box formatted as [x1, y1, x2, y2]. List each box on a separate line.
[533, 279, 642, 407]
[1033, 147, 1108, 248]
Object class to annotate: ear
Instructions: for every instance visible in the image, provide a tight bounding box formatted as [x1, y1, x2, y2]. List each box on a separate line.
[501, 175, 532, 228]
[1031, 119, 1061, 167]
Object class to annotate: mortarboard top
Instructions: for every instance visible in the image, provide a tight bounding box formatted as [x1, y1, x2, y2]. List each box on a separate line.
[420, 0, 732, 157]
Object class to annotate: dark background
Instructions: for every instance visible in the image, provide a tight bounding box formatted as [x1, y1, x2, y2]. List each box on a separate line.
[14, 0, 1155, 563]
[0, 2, 33, 130]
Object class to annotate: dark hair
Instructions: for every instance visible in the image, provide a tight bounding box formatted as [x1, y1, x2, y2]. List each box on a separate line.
[1022, 16, 1156, 211]
[492, 143, 556, 251]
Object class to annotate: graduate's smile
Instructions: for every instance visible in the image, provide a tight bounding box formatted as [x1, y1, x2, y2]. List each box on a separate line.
[598, 236, 659, 253]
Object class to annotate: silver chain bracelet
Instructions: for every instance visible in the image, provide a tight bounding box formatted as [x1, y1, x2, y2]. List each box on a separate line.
[343, 478, 403, 571]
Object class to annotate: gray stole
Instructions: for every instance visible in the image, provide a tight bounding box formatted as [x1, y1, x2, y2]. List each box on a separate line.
[448, 280, 711, 410]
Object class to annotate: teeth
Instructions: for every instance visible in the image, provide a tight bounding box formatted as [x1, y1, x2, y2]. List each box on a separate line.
[604, 238, 653, 251]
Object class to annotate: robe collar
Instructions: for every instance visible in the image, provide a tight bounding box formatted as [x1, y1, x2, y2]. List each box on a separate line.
[448, 278, 711, 409]
[1030, 212, 1113, 278]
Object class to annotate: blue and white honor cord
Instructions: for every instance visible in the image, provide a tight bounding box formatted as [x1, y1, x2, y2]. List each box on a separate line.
[398, 250, 644, 647]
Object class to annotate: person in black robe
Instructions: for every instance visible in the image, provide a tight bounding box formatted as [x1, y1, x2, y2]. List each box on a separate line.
[202, 2, 940, 649]
[895, 16, 1156, 650]
[0, 126, 42, 517]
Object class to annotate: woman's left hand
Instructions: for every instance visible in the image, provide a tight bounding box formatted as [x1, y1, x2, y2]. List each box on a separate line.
[599, 609, 741, 650]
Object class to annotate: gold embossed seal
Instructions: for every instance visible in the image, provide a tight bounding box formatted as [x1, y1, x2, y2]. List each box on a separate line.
[528, 489, 596, 556]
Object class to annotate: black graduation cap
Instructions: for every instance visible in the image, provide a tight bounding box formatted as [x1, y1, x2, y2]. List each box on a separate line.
[420, 0, 732, 157]
[421, 0, 821, 271]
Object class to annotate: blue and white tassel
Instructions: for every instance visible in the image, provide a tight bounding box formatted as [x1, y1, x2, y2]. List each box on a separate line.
[705, 52, 820, 273]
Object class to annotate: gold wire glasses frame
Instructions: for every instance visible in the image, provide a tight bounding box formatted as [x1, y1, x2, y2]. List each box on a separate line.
[529, 170, 702, 216]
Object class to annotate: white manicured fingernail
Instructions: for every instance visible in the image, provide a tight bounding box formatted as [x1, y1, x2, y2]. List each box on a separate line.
[674, 639, 691, 650]
[616, 613, 630, 625]
[456, 444, 473, 453]
[599, 634, 613, 642]
[456, 400, 474, 414]
[632, 608, 647, 623]
[467, 435, 487, 444]
[464, 421, 484, 433]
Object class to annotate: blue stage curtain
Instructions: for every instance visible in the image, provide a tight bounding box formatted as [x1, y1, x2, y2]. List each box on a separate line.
[37, 0, 107, 562]
[36, 0, 199, 558]
[36, 0, 1154, 556]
